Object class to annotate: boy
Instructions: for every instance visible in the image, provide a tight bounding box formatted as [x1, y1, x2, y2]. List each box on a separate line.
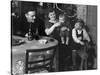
[72, 20, 90, 48]
[71, 19, 90, 69]
[59, 14, 70, 45]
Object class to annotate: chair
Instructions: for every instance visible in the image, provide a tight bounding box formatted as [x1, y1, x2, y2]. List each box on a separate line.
[71, 41, 89, 70]
[78, 42, 89, 70]
[78, 41, 96, 70]
[25, 45, 57, 74]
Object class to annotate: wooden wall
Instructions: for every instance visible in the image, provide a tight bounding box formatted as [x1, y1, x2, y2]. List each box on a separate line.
[86, 5, 97, 44]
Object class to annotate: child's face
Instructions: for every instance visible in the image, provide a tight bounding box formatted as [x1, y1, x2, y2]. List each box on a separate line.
[48, 11, 56, 20]
[59, 16, 65, 23]
[75, 22, 82, 30]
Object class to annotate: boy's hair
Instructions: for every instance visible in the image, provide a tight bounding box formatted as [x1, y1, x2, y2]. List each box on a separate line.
[59, 14, 65, 18]
[76, 19, 85, 28]
[59, 13, 67, 21]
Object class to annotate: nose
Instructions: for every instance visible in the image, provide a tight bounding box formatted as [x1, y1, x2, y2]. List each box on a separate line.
[32, 16, 36, 19]
[53, 15, 55, 17]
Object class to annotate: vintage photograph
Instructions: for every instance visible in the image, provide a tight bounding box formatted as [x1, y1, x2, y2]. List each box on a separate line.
[11, 0, 97, 75]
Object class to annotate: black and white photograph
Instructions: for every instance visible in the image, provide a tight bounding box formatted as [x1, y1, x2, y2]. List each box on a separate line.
[11, 0, 97, 75]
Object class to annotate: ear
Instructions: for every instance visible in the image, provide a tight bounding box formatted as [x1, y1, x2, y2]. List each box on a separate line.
[48, 15, 49, 18]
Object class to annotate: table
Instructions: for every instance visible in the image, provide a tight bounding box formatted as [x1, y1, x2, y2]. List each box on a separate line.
[11, 36, 58, 74]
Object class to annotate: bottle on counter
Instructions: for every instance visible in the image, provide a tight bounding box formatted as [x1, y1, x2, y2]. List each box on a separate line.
[27, 24, 33, 41]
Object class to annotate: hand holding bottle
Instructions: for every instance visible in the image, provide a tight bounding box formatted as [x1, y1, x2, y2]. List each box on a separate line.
[80, 41, 85, 45]
[25, 31, 33, 41]
[25, 33, 28, 37]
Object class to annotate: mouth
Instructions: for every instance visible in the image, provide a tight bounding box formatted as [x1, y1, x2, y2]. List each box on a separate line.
[31, 19, 35, 22]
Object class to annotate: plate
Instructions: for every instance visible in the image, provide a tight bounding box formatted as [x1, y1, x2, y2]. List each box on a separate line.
[38, 39, 48, 44]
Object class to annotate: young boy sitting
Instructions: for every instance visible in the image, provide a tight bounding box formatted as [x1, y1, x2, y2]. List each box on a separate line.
[71, 19, 90, 69]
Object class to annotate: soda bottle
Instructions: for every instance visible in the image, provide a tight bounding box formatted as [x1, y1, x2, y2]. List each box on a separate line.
[28, 24, 33, 41]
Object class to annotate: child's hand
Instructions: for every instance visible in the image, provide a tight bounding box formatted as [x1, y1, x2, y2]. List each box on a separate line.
[67, 28, 70, 31]
[61, 27, 67, 31]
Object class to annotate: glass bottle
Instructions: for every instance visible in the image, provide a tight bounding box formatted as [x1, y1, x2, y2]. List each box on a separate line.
[28, 24, 33, 41]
